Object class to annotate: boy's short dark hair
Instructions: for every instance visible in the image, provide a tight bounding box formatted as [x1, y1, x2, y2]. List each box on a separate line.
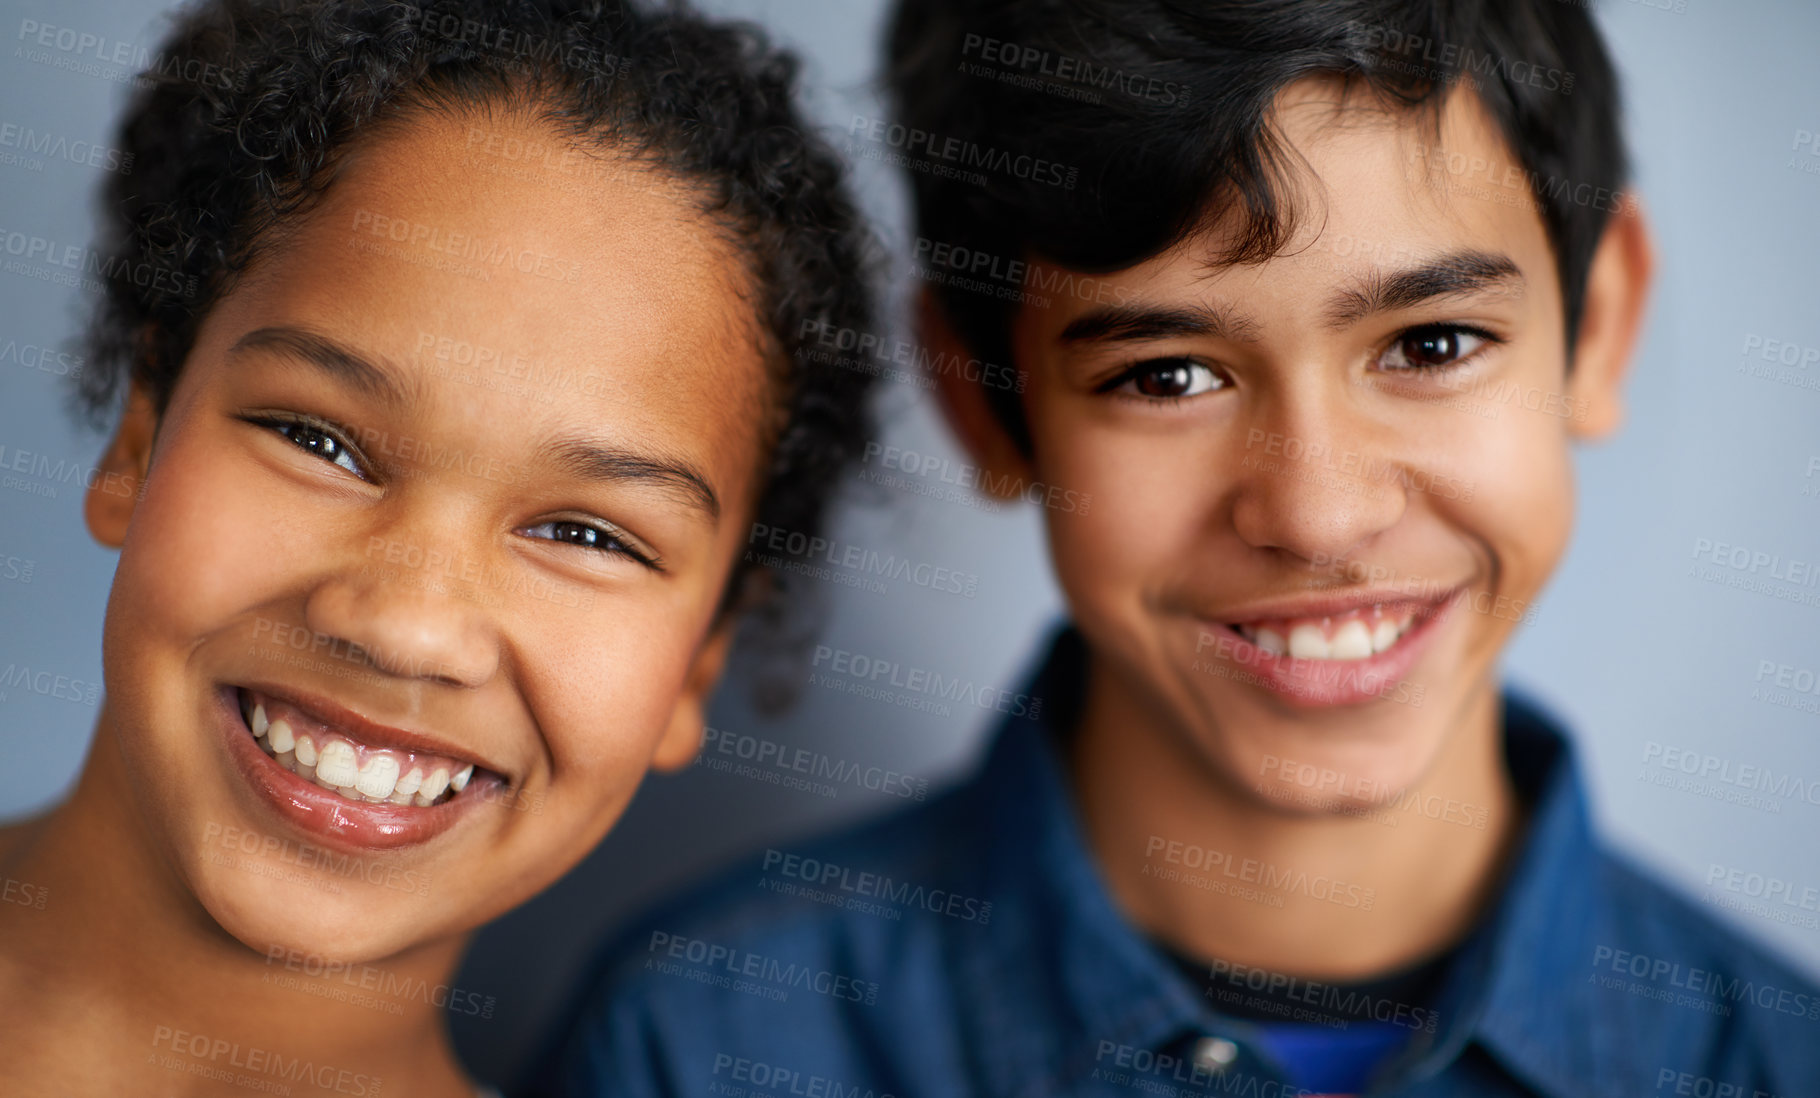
[886, 0, 1627, 448]
[77, 0, 876, 641]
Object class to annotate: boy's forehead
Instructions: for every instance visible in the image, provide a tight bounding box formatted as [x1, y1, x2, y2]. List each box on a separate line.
[1022, 77, 1552, 329]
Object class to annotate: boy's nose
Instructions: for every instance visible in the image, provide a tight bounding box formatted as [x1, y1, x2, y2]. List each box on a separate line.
[1228, 424, 1409, 565]
[299, 569, 500, 689]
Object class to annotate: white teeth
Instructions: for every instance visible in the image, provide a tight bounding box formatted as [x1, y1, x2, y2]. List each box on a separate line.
[252, 704, 269, 738]
[267, 717, 295, 754]
[388, 790, 415, 806]
[1371, 619, 1401, 652]
[420, 767, 451, 801]
[1288, 623, 1332, 660]
[332, 782, 363, 800]
[395, 767, 424, 796]
[450, 765, 473, 793]
[355, 755, 401, 799]
[273, 749, 296, 769]
[295, 760, 316, 782]
[1255, 628, 1287, 655]
[1330, 619, 1373, 660]
[294, 733, 319, 767]
[315, 740, 359, 788]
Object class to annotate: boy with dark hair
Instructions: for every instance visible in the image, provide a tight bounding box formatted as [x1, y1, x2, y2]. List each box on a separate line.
[536, 2, 1820, 1095]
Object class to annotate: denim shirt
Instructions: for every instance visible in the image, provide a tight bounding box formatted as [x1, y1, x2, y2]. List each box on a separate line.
[529, 628, 1820, 1098]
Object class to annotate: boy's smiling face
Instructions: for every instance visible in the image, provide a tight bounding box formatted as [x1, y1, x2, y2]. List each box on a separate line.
[978, 78, 1646, 811]
[86, 110, 768, 959]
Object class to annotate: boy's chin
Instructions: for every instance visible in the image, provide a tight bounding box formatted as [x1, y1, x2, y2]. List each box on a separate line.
[1213, 722, 1451, 820]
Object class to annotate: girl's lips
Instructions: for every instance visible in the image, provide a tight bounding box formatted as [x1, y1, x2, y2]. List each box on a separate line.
[214, 685, 495, 853]
[1193, 590, 1461, 708]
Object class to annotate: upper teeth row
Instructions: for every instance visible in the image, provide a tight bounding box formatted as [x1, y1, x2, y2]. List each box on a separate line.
[250, 701, 472, 807]
[1237, 610, 1416, 661]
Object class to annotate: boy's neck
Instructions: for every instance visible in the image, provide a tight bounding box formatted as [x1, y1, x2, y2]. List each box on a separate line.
[1069, 658, 1524, 982]
[0, 707, 477, 1096]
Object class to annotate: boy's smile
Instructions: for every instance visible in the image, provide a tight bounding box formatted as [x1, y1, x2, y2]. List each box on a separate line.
[85, 109, 769, 959]
[995, 76, 1636, 811]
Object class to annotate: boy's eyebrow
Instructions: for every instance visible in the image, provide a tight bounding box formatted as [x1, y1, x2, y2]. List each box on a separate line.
[230, 326, 418, 408]
[1322, 250, 1524, 328]
[1058, 302, 1261, 346]
[539, 438, 722, 524]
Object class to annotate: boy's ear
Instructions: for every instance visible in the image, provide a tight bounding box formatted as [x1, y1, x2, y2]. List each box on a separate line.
[1566, 197, 1655, 441]
[85, 381, 158, 549]
[920, 290, 1034, 499]
[650, 617, 737, 772]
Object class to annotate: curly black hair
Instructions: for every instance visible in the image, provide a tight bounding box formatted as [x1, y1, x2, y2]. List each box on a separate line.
[76, 0, 879, 693]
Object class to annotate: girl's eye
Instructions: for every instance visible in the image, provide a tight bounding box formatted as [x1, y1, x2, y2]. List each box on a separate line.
[1377, 326, 1493, 372]
[260, 417, 366, 478]
[521, 520, 656, 568]
[1107, 357, 1227, 399]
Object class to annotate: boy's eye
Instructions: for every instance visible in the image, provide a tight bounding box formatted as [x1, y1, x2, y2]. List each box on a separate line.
[257, 417, 367, 479]
[1106, 357, 1227, 399]
[1376, 326, 1493, 372]
[520, 520, 657, 568]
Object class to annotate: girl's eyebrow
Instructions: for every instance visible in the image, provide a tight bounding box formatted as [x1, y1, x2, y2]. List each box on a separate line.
[229, 326, 420, 410]
[537, 437, 722, 524]
[230, 324, 722, 525]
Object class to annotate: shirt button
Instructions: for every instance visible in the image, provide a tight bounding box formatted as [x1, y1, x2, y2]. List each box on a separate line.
[1192, 1036, 1239, 1072]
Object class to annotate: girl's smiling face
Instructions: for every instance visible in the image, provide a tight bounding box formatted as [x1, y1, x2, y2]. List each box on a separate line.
[87, 109, 771, 961]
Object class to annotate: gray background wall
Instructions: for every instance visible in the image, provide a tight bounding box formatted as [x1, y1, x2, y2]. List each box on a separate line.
[1, 0, 1816, 1087]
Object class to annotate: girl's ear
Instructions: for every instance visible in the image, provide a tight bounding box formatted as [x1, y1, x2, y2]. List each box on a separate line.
[650, 617, 737, 772]
[85, 382, 157, 549]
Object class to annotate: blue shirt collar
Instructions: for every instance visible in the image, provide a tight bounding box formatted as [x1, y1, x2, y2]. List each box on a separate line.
[956, 625, 1612, 1097]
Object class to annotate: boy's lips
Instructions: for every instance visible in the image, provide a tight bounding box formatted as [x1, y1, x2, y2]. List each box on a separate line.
[215, 683, 506, 851]
[1194, 587, 1463, 707]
